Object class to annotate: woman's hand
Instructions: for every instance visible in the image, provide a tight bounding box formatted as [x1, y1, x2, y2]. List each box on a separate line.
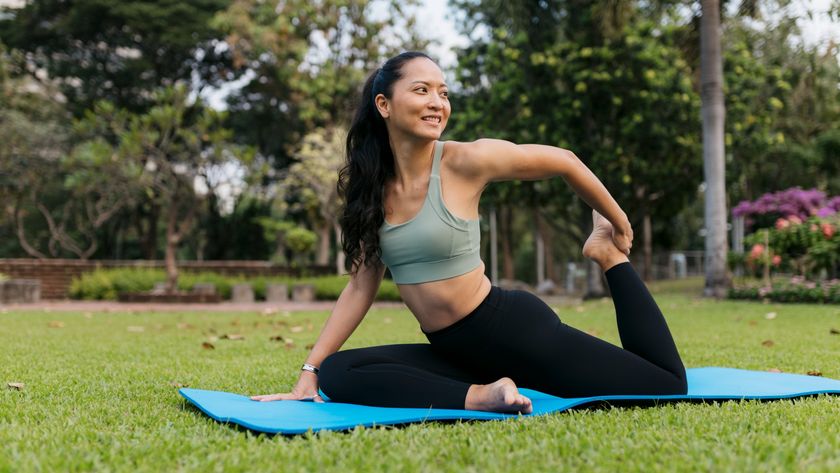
[612, 218, 634, 256]
[250, 370, 325, 402]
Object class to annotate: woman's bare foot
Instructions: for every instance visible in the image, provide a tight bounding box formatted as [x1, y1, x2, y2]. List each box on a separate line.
[465, 377, 533, 414]
[582, 210, 629, 271]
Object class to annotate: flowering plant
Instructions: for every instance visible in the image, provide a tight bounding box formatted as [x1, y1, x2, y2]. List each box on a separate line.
[742, 215, 839, 279]
[732, 187, 840, 231]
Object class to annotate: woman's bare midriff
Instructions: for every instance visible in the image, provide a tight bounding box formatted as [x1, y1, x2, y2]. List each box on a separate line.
[397, 262, 493, 333]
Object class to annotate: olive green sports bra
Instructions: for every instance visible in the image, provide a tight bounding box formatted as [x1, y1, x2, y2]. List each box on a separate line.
[378, 140, 482, 284]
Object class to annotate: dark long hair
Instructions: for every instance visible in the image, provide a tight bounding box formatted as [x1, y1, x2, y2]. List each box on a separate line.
[337, 51, 435, 274]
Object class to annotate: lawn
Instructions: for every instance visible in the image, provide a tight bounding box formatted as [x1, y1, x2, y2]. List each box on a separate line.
[2, 277, 839, 472]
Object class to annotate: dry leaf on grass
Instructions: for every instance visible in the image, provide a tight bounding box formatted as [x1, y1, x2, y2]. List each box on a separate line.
[765, 312, 777, 320]
[127, 326, 145, 333]
[176, 323, 194, 330]
[767, 368, 782, 373]
[284, 338, 295, 349]
[261, 308, 278, 316]
[761, 340, 775, 347]
[221, 334, 244, 340]
[48, 321, 65, 328]
[290, 325, 304, 333]
[830, 328, 839, 335]
[201, 342, 215, 350]
[7, 382, 24, 391]
[269, 335, 284, 342]
[748, 320, 758, 326]
[806, 370, 823, 377]
[305, 343, 314, 350]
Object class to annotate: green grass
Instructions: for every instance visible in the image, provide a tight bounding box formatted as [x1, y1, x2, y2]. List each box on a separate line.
[2, 277, 840, 472]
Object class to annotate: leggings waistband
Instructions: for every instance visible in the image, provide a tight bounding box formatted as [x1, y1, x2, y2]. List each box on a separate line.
[422, 285, 504, 339]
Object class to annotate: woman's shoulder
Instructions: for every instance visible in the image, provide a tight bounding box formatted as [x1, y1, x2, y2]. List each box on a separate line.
[440, 138, 511, 180]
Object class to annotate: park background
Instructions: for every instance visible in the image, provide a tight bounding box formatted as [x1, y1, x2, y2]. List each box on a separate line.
[1, 0, 839, 303]
[2, 1, 840, 471]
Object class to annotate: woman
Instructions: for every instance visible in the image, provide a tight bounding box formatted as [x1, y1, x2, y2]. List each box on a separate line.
[251, 51, 687, 414]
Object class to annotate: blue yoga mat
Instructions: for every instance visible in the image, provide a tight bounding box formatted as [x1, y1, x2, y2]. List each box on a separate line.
[179, 367, 840, 434]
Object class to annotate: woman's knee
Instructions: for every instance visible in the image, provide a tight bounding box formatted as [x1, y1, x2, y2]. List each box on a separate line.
[317, 351, 354, 399]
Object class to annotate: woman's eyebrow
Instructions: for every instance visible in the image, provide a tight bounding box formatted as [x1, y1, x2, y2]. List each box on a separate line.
[410, 80, 448, 88]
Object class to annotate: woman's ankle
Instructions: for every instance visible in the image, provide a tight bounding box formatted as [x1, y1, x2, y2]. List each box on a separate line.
[600, 252, 630, 272]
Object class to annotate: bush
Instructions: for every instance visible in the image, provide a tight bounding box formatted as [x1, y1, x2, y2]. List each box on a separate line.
[68, 268, 402, 301]
[728, 276, 840, 304]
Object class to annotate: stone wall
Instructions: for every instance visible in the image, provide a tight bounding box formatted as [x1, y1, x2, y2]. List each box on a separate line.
[0, 259, 333, 300]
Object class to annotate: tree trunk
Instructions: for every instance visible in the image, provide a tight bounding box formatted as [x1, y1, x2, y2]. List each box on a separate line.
[534, 207, 545, 285]
[164, 208, 179, 294]
[316, 222, 330, 265]
[701, 0, 731, 297]
[333, 222, 345, 275]
[642, 211, 653, 281]
[539, 210, 557, 282]
[499, 205, 515, 280]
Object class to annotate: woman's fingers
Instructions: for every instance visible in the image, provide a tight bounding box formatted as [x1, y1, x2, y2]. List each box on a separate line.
[250, 393, 292, 401]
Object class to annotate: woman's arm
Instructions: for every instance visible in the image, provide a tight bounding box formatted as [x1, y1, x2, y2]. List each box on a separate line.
[452, 138, 632, 253]
[304, 258, 386, 368]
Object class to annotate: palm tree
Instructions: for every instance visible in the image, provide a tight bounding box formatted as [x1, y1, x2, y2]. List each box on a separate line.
[700, 0, 731, 297]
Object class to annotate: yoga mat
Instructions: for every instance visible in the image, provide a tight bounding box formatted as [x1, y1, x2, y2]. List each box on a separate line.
[179, 367, 840, 435]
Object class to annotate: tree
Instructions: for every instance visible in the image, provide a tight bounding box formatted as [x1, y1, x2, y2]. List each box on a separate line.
[74, 84, 253, 291]
[700, 0, 731, 297]
[269, 126, 347, 273]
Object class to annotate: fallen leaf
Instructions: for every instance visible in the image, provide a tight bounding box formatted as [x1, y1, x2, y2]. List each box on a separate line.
[761, 340, 775, 347]
[305, 343, 314, 349]
[261, 308, 277, 316]
[269, 335, 285, 342]
[207, 335, 219, 343]
[290, 325, 304, 333]
[806, 370, 823, 377]
[748, 320, 758, 326]
[284, 338, 295, 349]
[764, 312, 777, 320]
[767, 368, 782, 373]
[48, 321, 65, 328]
[830, 328, 839, 335]
[176, 323, 194, 330]
[169, 381, 189, 388]
[201, 342, 215, 350]
[221, 333, 244, 340]
[7, 382, 24, 391]
[127, 326, 145, 333]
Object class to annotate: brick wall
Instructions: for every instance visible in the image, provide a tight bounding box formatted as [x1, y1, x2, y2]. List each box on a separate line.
[0, 259, 334, 300]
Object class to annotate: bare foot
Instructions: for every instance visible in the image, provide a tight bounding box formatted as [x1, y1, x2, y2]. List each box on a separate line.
[582, 210, 628, 270]
[465, 377, 533, 414]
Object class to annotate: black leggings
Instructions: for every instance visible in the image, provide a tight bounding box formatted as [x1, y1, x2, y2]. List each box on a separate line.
[318, 262, 687, 409]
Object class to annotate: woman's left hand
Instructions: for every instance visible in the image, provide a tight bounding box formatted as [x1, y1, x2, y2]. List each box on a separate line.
[612, 220, 633, 256]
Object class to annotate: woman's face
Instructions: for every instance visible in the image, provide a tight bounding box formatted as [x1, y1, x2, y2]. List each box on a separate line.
[375, 58, 450, 140]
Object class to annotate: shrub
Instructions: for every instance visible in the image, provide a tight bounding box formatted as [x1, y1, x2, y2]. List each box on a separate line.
[728, 276, 840, 304]
[68, 268, 402, 301]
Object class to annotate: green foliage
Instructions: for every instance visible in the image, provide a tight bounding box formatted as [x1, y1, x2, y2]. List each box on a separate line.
[729, 277, 840, 304]
[68, 268, 401, 301]
[742, 217, 840, 278]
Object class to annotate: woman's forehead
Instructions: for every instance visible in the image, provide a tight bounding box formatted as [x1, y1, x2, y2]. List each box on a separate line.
[401, 59, 447, 86]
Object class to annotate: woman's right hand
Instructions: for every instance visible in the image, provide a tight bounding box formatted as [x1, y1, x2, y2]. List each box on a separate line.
[250, 370, 325, 402]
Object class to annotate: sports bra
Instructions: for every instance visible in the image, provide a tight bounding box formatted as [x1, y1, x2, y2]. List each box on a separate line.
[378, 140, 482, 284]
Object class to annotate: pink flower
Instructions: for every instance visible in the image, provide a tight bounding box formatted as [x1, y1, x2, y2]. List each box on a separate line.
[772, 255, 782, 266]
[822, 223, 835, 239]
[810, 224, 819, 232]
[750, 244, 765, 259]
[775, 218, 790, 230]
[788, 215, 802, 225]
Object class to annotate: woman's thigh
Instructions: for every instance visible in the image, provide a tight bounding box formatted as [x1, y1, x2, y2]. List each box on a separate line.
[438, 288, 684, 397]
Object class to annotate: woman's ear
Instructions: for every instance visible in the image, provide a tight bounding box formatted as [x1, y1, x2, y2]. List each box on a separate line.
[374, 94, 390, 119]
